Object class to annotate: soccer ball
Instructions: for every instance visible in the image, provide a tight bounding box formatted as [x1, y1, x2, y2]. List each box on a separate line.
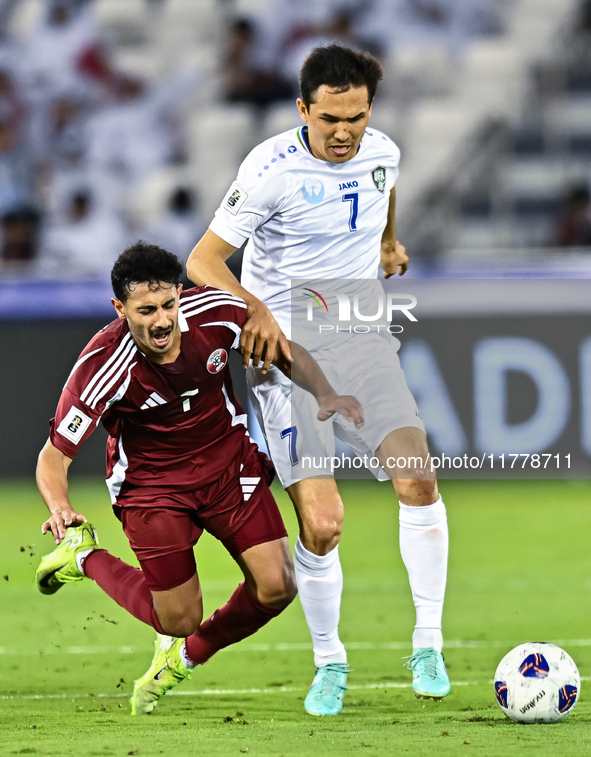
[494, 643, 580, 723]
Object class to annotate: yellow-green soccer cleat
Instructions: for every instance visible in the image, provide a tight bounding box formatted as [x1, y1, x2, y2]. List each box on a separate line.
[35, 522, 98, 595]
[404, 647, 451, 700]
[130, 634, 192, 715]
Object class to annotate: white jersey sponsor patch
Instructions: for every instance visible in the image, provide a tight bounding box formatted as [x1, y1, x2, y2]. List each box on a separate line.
[223, 181, 249, 215]
[57, 406, 92, 445]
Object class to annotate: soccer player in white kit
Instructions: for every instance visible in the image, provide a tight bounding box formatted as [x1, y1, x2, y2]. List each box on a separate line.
[187, 44, 450, 715]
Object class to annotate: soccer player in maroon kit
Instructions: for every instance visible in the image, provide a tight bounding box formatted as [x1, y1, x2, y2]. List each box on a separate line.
[35, 242, 363, 715]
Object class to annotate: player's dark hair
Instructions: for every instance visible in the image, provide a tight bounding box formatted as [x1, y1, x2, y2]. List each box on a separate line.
[299, 44, 383, 109]
[111, 241, 183, 302]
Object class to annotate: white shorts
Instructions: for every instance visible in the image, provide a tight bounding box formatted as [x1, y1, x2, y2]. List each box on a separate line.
[247, 333, 425, 488]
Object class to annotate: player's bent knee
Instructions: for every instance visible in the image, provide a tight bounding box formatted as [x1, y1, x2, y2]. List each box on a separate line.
[394, 477, 438, 506]
[302, 516, 341, 553]
[257, 568, 298, 609]
[258, 584, 297, 610]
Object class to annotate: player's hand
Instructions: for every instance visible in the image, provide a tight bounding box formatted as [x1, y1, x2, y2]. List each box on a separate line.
[381, 238, 408, 278]
[241, 299, 292, 373]
[317, 394, 364, 429]
[41, 507, 86, 545]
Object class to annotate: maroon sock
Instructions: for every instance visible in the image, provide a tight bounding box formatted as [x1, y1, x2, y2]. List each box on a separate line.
[83, 549, 164, 633]
[184, 582, 282, 665]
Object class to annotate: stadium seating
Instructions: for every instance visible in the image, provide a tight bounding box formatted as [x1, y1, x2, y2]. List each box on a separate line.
[4, 0, 590, 278]
[10, 0, 43, 39]
[159, 0, 220, 49]
[262, 102, 301, 142]
[93, 0, 151, 46]
[187, 105, 258, 220]
[396, 0, 586, 256]
[127, 165, 198, 229]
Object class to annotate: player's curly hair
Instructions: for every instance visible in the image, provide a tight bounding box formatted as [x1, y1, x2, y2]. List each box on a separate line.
[111, 241, 183, 302]
[299, 44, 383, 109]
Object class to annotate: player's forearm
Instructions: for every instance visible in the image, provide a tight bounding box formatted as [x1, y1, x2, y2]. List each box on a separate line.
[276, 342, 337, 404]
[36, 439, 73, 515]
[187, 230, 259, 306]
[190, 232, 290, 369]
[381, 186, 397, 246]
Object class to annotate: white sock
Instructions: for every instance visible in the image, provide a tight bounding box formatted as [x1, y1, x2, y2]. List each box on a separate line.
[399, 497, 448, 653]
[180, 641, 196, 669]
[294, 537, 347, 668]
[75, 549, 94, 576]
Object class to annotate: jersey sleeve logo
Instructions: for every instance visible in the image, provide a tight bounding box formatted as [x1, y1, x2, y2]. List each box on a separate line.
[372, 166, 387, 193]
[207, 348, 228, 373]
[223, 181, 249, 215]
[57, 406, 92, 445]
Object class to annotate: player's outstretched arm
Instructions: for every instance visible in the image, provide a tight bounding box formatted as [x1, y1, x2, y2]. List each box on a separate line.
[37, 439, 85, 544]
[187, 230, 292, 372]
[381, 187, 409, 278]
[273, 341, 364, 429]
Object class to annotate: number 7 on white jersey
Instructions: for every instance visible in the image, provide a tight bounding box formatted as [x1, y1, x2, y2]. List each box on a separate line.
[342, 193, 359, 232]
[281, 426, 299, 466]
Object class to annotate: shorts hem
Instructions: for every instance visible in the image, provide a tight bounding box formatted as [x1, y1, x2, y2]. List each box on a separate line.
[223, 527, 288, 559]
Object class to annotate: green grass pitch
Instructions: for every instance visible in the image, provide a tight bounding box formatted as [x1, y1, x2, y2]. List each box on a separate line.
[1, 478, 590, 756]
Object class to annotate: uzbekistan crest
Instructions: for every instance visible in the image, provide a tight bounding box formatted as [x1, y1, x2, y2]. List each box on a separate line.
[372, 166, 386, 193]
[207, 348, 228, 374]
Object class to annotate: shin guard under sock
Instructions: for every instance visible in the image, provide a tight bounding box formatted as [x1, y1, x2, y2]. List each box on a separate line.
[399, 497, 448, 652]
[184, 582, 281, 665]
[83, 549, 164, 633]
[294, 537, 346, 667]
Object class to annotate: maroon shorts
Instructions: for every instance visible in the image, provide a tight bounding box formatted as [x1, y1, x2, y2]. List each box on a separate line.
[113, 446, 287, 591]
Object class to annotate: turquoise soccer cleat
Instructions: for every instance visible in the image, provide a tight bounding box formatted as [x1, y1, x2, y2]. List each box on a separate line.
[404, 647, 450, 700]
[36, 522, 98, 595]
[130, 634, 192, 715]
[304, 662, 350, 715]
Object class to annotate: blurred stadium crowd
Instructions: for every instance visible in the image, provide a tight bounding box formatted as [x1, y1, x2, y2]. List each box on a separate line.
[0, 0, 589, 281]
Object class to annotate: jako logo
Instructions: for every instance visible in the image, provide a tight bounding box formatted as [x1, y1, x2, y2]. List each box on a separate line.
[305, 291, 418, 323]
[339, 181, 358, 190]
[302, 178, 324, 204]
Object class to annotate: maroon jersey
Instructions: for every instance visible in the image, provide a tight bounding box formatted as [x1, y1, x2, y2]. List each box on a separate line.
[49, 286, 259, 501]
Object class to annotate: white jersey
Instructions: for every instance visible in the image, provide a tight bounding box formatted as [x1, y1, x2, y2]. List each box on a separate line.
[209, 125, 400, 334]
